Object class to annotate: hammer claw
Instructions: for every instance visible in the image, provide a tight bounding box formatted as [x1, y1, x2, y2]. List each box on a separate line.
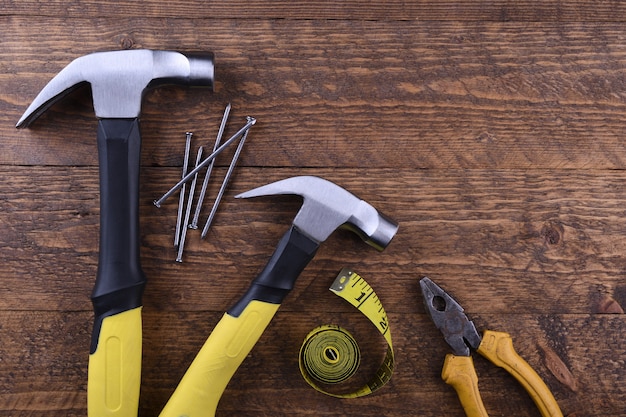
[16, 57, 89, 128]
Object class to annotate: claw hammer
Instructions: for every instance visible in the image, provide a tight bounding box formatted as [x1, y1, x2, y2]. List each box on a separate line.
[159, 176, 399, 416]
[16, 49, 214, 417]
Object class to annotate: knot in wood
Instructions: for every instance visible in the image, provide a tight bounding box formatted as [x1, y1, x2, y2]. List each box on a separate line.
[541, 222, 562, 245]
[119, 35, 135, 50]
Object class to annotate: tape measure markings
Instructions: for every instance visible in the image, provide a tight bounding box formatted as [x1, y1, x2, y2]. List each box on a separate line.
[300, 267, 395, 398]
[331, 269, 392, 343]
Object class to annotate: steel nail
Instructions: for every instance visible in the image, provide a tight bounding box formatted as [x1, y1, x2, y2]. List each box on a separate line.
[201, 117, 252, 239]
[174, 132, 193, 248]
[176, 146, 204, 262]
[190, 103, 231, 229]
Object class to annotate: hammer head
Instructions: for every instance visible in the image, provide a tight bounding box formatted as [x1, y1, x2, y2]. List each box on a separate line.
[16, 49, 214, 127]
[236, 176, 398, 250]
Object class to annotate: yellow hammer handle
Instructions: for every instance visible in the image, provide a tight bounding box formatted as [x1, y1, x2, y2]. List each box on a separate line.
[88, 307, 142, 417]
[159, 300, 280, 417]
[477, 330, 563, 417]
[442, 354, 489, 417]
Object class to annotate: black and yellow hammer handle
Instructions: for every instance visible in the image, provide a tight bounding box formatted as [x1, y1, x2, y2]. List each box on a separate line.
[160, 225, 319, 417]
[87, 119, 146, 416]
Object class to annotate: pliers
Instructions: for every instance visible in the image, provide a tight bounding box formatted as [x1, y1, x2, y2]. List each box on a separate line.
[419, 277, 564, 417]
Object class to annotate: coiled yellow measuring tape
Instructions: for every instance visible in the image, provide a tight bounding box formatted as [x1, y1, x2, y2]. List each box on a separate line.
[299, 268, 394, 398]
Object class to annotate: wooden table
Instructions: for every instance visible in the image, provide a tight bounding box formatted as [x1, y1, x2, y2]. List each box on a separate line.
[2, 2, 626, 416]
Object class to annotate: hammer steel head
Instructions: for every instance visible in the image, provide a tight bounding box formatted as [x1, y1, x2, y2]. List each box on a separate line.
[236, 176, 399, 250]
[16, 49, 214, 127]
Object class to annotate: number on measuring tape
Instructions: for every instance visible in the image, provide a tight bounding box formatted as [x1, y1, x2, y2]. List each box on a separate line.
[299, 268, 395, 398]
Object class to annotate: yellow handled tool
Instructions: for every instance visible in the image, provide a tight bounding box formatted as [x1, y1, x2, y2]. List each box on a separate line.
[159, 176, 398, 416]
[159, 301, 279, 416]
[16, 49, 216, 416]
[420, 277, 563, 417]
[88, 308, 142, 416]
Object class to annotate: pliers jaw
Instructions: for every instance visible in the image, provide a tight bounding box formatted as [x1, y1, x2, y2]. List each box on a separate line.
[419, 277, 482, 357]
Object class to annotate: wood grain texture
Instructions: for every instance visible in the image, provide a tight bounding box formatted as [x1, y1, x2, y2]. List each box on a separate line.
[1, 310, 625, 416]
[5, 1, 626, 22]
[3, 166, 626, 316]
[2, 1, 626, 416]
[4, 18, 626, 170]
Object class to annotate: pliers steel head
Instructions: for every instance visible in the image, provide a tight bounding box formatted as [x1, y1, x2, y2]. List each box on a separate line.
[419, 277, 564, 417]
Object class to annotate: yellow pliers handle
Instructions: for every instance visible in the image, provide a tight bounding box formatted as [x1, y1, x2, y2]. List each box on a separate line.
[442, 354, 488, 417]
[442, 330, 563, 417]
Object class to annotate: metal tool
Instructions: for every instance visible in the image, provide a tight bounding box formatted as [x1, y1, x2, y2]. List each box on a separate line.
[153, 117, 256, 207]
[200, 117, 251, 238]
[190, 103, 231, 229]
[174, 132, 193, 248]
[159, 176, 399, 417]
[419, 277, 563, 417]
[16, 49, 214, 417]
[176, 146, 203, 262]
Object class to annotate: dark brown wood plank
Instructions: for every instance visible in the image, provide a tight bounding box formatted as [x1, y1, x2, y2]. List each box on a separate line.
[2, 166, 626, 316]
[1, 310, 624, 416]
[4, 18, 626, 170]
[3, 2, 626, 416]
[4, 1, 626, 22]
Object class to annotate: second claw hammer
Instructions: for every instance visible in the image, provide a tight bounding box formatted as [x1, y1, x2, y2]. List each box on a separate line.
[159, 176, 399, 417]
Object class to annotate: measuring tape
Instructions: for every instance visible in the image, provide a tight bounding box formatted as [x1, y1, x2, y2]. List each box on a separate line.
[299, 268, 394, 398]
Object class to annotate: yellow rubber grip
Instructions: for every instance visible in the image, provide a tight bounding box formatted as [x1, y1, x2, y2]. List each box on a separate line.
[477, 330, 563, 417]
[441, 354, 489, 417]
[88, 307, 142, 417]
[159, 300, 280, 417]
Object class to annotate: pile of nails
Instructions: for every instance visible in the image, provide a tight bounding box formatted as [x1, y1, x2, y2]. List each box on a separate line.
[153, 104, 256, 262]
